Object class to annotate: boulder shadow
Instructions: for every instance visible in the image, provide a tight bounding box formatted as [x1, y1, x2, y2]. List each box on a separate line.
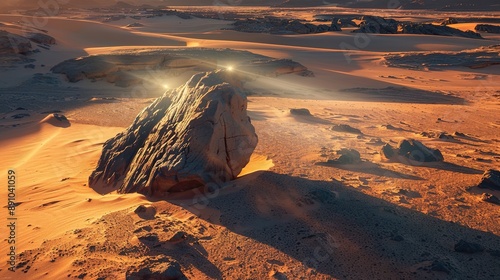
[173, 171, 500, 279]
[316, 160, 424, 180]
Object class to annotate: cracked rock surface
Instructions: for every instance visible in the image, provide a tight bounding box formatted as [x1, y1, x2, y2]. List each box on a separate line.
[89, 70, 258, 196]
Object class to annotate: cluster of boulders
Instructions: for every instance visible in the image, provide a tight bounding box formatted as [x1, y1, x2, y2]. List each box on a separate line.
[353, 16, 482, 39]
[475, 24, 500, 33]
[89, 71, 258, 196]
[0, 30, 56, 57]
[384, 45, 500, 70]
[0, 30, 33, 55]
[231, 18, 340, 34]
[381, 139, 444, 162]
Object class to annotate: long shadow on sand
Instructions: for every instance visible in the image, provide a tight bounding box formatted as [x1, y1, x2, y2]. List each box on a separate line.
[316, 161, 424, 180]
[174, 171, 500, 279]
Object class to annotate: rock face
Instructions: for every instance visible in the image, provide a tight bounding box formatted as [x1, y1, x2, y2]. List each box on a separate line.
[477, 169, 500, 191]
[350, 16, 482, 39]
[400, 23, 482, 39]
[231, 18, 338, 34]
[89, 71, 258, 196]
[381, 139, 444, 162]
[475, 24, 500, 33]
[353, 16, 398, 34]
[26, 32, 56, 45]
[0, 30, 32, 54]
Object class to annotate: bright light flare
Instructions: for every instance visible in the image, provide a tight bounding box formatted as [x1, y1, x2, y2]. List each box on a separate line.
[226, 66, 234, 72]
[162, 84, 170, 89]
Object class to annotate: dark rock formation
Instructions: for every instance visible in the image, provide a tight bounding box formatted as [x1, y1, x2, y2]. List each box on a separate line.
[477, 169, 500, 191]
[454, 240, 484, 254]
[384, 45, 500, 70]
[331, 124, 362, 134]
[89, 71, 258, 196]
[400, 23, 482, 39]
[231, 18, 339, 34]
[440, 17, 459, 25]
[353, 16, 398, 34]
[126, 256, 187, 280]
[475, 24, 500, 33]
[330, 20, 342, 31]
[327, 148, 361, 164]
[381, 139, 444, 162]
[0, 30, 32, 55]
[289, 108, 311, 116]
[26, 32, 56, 45]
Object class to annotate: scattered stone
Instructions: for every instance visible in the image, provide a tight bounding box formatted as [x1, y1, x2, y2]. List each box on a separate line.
[331, 124, 362, 134]
[381, 139, 444, 162]
[126, 257, 187, 280]
[289, 108, 311, 116]
[89, 71, 258, 196]
[381, 143, 396, 159]
[477, 169, 500, 191]
[454, 240, 484, 254]
[327, 148, 361, 164]
[481, 193, 500, 205]
[475, 24, 500, 33]
[453, 131, 466, 137]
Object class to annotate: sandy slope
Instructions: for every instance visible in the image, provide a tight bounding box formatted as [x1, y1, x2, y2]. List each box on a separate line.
[1, 11, 500, 279]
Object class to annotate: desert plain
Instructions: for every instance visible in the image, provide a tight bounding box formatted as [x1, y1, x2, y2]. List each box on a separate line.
[0, 3, 500, 280]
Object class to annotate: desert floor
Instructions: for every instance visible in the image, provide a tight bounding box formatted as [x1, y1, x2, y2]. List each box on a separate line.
[1, 9, 500, 279]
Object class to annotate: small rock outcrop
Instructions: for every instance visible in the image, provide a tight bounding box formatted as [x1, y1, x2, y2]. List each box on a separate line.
[440, 17, 459, 25]
[353, 16, 398, 34]
[0, 30, 32, 54]
[327, 148, 361, 164]
[475, 24, 500, 33]
[26, 32, 56, 45]
[290, 108, 311, 116]
[126, 256, 187, 280]
[331, 124, 362, 134]
[400, 23, 482, 39]
[381, 139, 444, 162]
[89, 71, 258, 196]
[477, 169, 500, 191]
[231, 18, 338, 34]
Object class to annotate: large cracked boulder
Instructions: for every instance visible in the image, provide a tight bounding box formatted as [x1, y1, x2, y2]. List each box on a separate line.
[89, 70, 258, 196]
